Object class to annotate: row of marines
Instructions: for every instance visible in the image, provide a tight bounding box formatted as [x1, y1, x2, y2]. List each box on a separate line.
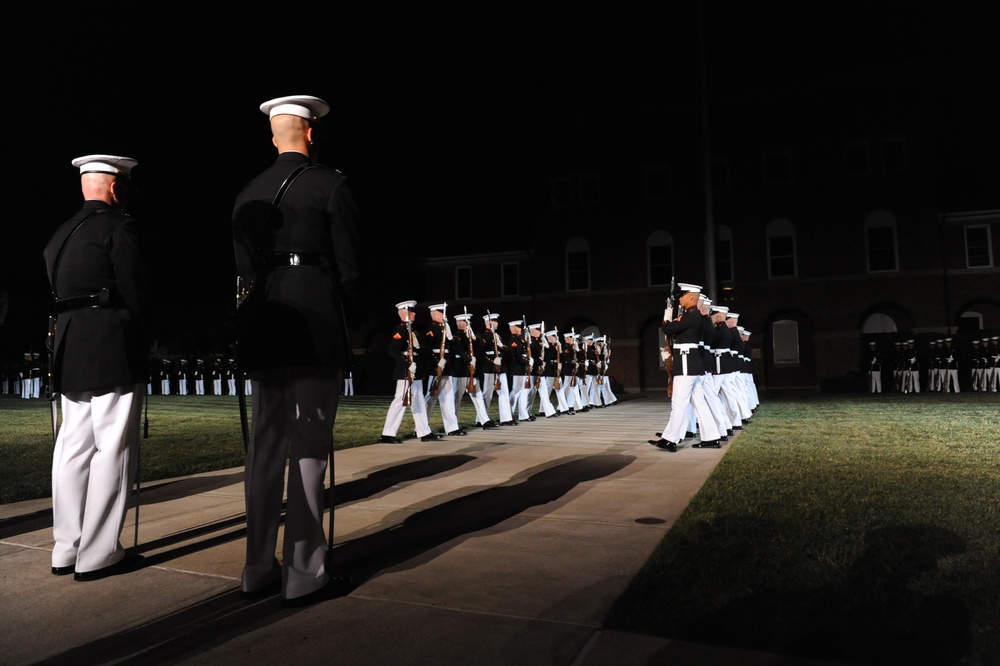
[649, 282, 759, 452]
[380, 300, 619, 443]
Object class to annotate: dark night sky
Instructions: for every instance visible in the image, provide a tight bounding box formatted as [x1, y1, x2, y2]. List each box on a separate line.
[1, 3, 994, 355]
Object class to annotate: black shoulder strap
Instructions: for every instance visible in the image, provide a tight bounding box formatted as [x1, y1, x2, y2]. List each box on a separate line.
[252, 163, 317, 262]
[50, 210, 104, 300]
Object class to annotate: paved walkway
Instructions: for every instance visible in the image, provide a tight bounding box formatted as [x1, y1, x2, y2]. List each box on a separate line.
[1, 394, 844, 665]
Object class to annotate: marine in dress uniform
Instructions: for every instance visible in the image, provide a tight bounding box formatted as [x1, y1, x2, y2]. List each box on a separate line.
[232, 95, 362, 603]
[506, 319, 532, 422]
[479, 313, 514, 426]
[43, 154, 151, 579]
[380, 300, 437, 442]
[558, 332, 581, 414]
[177, 358, 189, 396]
[867, 341, 883, 393]
[649, 283, 723, 451]
[528, 324, 558, 418]
[450, 313, 495, 428]
[423, 303, 464, 436]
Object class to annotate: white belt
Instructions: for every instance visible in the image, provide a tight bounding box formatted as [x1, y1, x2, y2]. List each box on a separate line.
[674, 343, 699, 352]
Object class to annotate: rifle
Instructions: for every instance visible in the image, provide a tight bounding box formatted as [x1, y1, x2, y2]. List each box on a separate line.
[554, 331, 562, 390]
[403, 306, 414, 406]
[597, 335, 611, 384]
[464, 306, 476, 395]
[45, 319, 58, 445]
[487, 309, 501, 391]
[533, 320, 546, 389]
[523, 314, 532, 389]
[570, 327, 579, 388]
[664, 276, 677, 397]
[429, 311, 448, 398]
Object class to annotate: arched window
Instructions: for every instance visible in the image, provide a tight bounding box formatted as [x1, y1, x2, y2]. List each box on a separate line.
[766, 218, 797, 279]
[647, 230, 673, 287]
[566, 237, 590, 292]
[865, 210, 899, 272]
[861, 313, 898, 334]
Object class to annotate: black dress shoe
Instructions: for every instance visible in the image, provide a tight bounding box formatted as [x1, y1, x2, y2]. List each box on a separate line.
[727, 429, 734, 437]
[378, 435, 403, 444]
[420, 433, 443, 442]
[693, 440, 721, 448]
[481, 420, 498, 429]
[240, 576, 282, 600]
[719, 435, 728, 442]
[74, 553, 145, 582]
[499, 420, 516, 426]
[52, 564, 75, 576]
[732, 425, 743, 430]
[281, 575, 354, 608]
[527, 415, 536, 422]
[648, 439, 677, 452]
[446, 429, 468, 436]
[546, 413, 560, 418]
[684, 431, 697, 439]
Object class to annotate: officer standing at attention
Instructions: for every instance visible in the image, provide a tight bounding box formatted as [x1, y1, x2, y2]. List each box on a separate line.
[867, 341, 882, 393]
[232, 95, 362, 605]
[43, 154, 152, 580]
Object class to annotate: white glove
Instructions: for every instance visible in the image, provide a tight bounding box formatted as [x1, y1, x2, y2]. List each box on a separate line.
[584, 359, 590, 368]
[528, 357, 535, 368]
[664, 306, 673, 322]
[470, 356, 477, 368]
[661, 350, 670, 361]
[438, 358, 447, 370]
[604, 360, 610, 368]
[408, 362, 417, 375]
[494, 357, 502, 367]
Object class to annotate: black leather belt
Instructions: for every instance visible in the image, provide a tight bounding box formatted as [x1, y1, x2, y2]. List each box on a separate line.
[269, 252, 327, 268]
[54, 289, 120, 313]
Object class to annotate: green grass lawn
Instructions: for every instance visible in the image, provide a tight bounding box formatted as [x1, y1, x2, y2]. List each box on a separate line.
[2, 390, 998, 665]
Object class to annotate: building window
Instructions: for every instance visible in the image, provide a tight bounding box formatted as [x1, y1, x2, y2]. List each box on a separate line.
[645, 165, 670, 199]
[551, 177, 572, 208]
[715, 225, 734, 283]
[763, 151, 792, 184]
[566, 237, 590, 292]
[455, 266, 471, 300]
[710, 158, 730, 192]
[861, 313, 898, 334]
[580, 173, 601, 205]
[865, 210, 899, 272]
[965, 225, 993, 268]
[772, 319, 800, 365]
[766, 219, 797, 279]
[845, 141, 870, 176]
[501, 262, 519, 297]
[881, 137, 907, 172]
[647, 230, 673, 287]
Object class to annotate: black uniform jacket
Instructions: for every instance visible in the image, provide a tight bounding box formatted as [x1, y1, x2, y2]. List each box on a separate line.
[232, 152, 361, 372]
[389, 322, 425, 381]
[660, 308, 706, 376]
[43, 200, 152, 393]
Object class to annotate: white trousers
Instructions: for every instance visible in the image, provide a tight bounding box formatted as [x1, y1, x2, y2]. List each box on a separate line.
[243, 368, 340, 600]
[382, 378, 432, 438]
[869, 371, 882, 393]
[425, 374, 460, 433]
[452, 375, 491, 425]
[509, 374, 531, 420]
[660, 375, 721, 444]
[51, 385, 142, 573]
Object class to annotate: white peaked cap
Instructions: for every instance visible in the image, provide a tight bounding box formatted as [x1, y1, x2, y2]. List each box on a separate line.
[677, 282, 702, 294]
[454, 313, 472, 321]
[545, 330, 559, 337]
[508, 320, 523, 327]
[260, 95, 330, 121]
[482, 313, 499, 321]
[395, 300, 417, 310]
[428, 303, 447, 312]
[72, 154, 138, 177]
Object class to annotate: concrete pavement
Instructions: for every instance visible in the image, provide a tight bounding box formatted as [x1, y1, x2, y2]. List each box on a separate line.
[1, 394, 845, 665]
